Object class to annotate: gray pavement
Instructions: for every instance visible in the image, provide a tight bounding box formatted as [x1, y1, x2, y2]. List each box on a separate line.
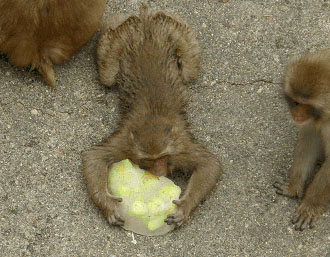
[1, 0, 329, 256]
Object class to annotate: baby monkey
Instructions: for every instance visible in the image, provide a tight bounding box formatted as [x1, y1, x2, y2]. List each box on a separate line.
[274, 49, 330, 231]
[82, 5, 222, 227]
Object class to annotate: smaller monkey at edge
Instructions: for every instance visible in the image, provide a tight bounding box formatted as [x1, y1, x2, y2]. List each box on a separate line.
[82, 5, 223, 227]
[274, 49, 330, 231]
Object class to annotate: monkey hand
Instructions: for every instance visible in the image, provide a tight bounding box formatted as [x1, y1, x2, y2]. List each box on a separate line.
[164, 200, 189, 227]
[102, 191, 125, 226]
[273, 181, 302, 198]
[292, 202, 323, 231]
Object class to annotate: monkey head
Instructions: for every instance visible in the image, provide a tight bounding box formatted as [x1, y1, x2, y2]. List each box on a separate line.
[127, 116, 182, 176]
[283, 54, 330, 125]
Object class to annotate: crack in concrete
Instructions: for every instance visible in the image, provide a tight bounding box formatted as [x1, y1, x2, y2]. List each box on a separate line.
[217, 79, 281, 86]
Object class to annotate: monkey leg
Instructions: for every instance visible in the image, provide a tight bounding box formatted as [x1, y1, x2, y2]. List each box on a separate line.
[82, 132, 126, 226]
[165, 143, 222, 226]
[274, 125, 322, 198]
[174, 23, 200, 84]
[97, 15, 141, 87]
[138, 3, 200, 84]
[292, 161, 330, 231]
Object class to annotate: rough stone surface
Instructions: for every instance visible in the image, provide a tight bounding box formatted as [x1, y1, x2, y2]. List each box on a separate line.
[0, 0, 329, 256]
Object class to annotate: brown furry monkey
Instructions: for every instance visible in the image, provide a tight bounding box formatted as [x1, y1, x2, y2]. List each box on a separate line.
[274, 49, 330, 231]
[0, 0, 106, 87]
[82, 5, 222, 227]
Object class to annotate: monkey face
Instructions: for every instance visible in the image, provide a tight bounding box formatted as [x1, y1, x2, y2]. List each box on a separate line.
[137, 156, 169, 176]
[283, 52, 330, 126]
[290, 103, 311, 124]
[128, 116, 178, 177]
[128, 127, 174, 177]
[285, 95, 321, 125]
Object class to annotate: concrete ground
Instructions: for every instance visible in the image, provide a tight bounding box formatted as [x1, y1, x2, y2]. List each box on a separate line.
[1, 0, 329, 256]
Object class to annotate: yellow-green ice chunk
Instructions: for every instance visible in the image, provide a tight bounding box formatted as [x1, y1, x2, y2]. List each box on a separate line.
[108, 159, 143, 197]
[129, 200, 148, 216]
[108, 159, 181, 233]
[148, 215, 167, 231]
[158, 183, 181, 201]
[148, 198, 166, 216]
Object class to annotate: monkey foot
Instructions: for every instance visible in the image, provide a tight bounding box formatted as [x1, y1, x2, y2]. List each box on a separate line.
[273, 181, 301, 198]
[292, 203, 322, 231]
[164, 200, 187, 227]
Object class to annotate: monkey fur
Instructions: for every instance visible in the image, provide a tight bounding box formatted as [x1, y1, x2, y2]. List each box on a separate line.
[82, 5, 222, 227]
[0, 0, 106, 87]
[274, 49, 330, 231]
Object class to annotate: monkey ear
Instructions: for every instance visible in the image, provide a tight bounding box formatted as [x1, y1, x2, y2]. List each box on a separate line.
[97, 14, 139, 87]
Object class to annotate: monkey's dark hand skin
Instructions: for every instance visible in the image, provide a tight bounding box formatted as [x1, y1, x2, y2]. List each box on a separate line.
[82, 5, 223, 228]
[273, 181, 301, 198]
[275, 49, 330, 231]
[274, 180, 323, 231]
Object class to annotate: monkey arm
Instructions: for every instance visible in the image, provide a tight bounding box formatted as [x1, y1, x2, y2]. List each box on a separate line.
[275, 124, 322, 198]
[293, 159, 330, 230]
[82, 132, 127, 225]
[166, 142, 222, 226]
[182, 154, 222, 211]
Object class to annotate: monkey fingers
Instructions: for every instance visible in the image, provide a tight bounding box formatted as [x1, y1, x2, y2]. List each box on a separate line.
[164, 200, 186, 227]
[104, 198, 125, 226]
[107, 209, 125, 226]
[106, 191, 123, 203]
[172, 200, 183, 206]
[102, 189, 125, 226]
[273, 181, 297, 198]
[292, 211, 316, 231]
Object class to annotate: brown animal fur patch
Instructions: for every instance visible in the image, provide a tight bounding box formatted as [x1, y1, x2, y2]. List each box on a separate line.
[0, 0, 106, 87]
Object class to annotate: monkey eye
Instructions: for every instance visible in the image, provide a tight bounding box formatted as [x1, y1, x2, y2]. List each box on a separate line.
[284, 95, 299, 107]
